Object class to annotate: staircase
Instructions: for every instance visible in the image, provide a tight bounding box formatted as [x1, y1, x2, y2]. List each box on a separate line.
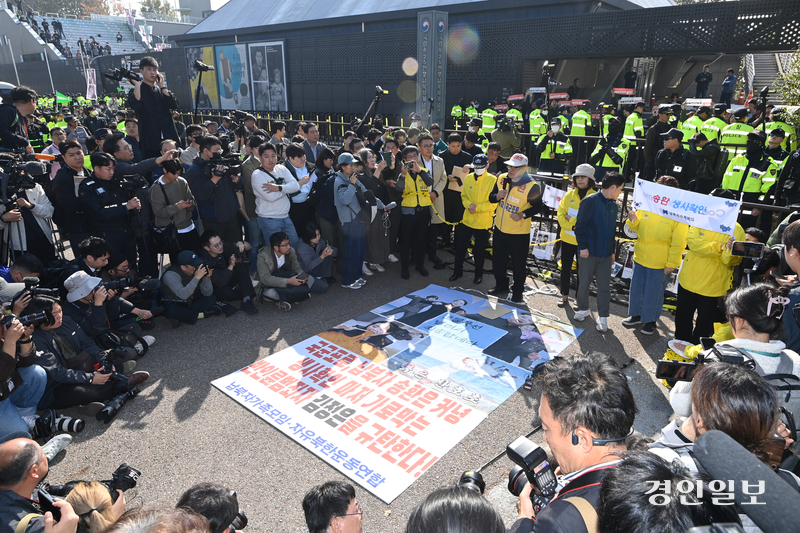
[56, 17, 148, 58]
[751, 53, 785, 105]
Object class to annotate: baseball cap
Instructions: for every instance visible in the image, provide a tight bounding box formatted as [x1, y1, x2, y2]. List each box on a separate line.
[660, 128, 684, 141]
[176, 250, 203, 268]
[572, 163, 596, 179]
[338, 153, 359, 165]
[472, 154, 488, 169]
[747, 130, 767, 142]
[657, 105, 672, 115]
[505, 153, 528, 167]
[634, 101, 646, 109]
[769, 128, 786, 138]
[697, 106, 712, 115]
[733, 108, 748, 119]
[64, 271, 102, 303]
[94, 128, 111, 139]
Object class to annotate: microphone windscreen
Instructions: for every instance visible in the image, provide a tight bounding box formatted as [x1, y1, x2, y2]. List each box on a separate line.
[694, 430, 800, 533]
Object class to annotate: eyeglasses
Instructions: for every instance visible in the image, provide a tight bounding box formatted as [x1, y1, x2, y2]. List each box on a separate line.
[279, 242, 291, 248]
[210, 241, 224, 248]
[340, 503, 363, 518]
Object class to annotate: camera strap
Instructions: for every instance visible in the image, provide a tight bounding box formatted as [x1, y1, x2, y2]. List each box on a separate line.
[14, 513, 42, 533]
[156, 182, 176, 224]
[562, 498, 598, 533]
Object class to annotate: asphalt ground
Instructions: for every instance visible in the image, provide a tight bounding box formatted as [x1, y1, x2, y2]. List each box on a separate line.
[48, 251, 676, 532]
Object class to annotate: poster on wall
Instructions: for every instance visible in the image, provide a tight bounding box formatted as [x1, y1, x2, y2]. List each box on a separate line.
[185, 46, 219, 109]
[248, 41, 287, 112]
[213, 285, 582, 502]
[214, 44, 252, 111]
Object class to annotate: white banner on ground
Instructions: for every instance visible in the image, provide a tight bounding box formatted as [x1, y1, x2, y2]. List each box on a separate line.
[632, 179, 741, 235]
[213, 285, 583, 502]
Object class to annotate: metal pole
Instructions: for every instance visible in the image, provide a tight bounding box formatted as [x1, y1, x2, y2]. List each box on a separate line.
[43, 45, 55, 103]
[6, 37, 20, 85]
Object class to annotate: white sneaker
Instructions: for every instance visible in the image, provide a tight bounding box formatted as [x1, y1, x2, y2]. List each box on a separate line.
[42, 434, 73, 461]
[142, 335, 156, 347]
[387, 254, 399, 263]
[369, 263, 385, 272]
[573, 309, 591, 322]
[596, 317, 608, 332]
[362, 262, 374, 276]
[356, 277, 367, 286]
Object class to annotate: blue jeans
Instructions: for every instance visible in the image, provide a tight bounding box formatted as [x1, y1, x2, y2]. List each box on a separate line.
[0, 364, 47, 439]
[628, 262, 670, 323]
[246, 218, 262, 274]
[340, 219, 366, 285]
[257, 216, 299, 248]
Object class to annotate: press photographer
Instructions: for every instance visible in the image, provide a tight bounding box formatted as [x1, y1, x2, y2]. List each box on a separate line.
[491, 114, 523, 158]
[0, 86, 37, 154]
[176, 482, 245, 533]
[126, 57, 179, 160]
[186, 136, 243, 243]
[197, 231, 257, 315]
[509, 352, 636, 533]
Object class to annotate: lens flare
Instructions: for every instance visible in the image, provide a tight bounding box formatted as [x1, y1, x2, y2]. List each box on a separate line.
[402, 57, 419, 76]
[447, 25, 480, 66]
[398, 80, 420, 103]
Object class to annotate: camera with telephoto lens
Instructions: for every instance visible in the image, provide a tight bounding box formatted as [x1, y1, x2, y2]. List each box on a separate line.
[19, 276, 59, 298]
[230, 510, 247, 531]
[1, 309, 54, 329]
[44, 464, 142, 503]
[506, 436, 558, 515]
[0, 153, 48, 210]
[202, 154, 241, 180]
[102, 277, 161, 293]
[96, 386, 141, 423]
[104, 67, 142, 83]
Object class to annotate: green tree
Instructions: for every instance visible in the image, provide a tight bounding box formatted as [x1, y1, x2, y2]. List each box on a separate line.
[33, 0, 84, 16]
[80, 0, 109, 16]
[778, 50, 800, 129]
[140, 0, 173, 14]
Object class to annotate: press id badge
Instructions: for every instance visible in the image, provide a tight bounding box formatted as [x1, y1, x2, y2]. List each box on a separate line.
[673, 165, 683, 173]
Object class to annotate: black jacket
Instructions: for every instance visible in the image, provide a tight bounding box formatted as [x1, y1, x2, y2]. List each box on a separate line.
[0, 104, 29, 151]
[127, 84, 179, 152]
[186, 157, 241, 224]
[508, 463, 615, 533]
[0, 490, 46, 533]
[688, 139, 721, 185]
[50, 165, 92, 235]
[78, 175, 133, 234]
[655, 146, 697, 189]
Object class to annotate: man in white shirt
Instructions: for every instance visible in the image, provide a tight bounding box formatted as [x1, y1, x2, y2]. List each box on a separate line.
[251, 142, 301, 246]
[42, 127, 66, 179]
[285, 143, 314, 232]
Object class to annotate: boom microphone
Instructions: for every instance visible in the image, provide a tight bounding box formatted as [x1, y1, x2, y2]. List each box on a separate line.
[693, 430, 800, 533]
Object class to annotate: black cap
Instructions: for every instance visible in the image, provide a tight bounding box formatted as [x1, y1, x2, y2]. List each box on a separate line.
[660, 128, 684, 141]
[634, 101, 646, 109]
[769, 128, 786, 138]
[697, 106, 712, 115]
[733, 108, 748, 119]
[747, 130, 767, 142]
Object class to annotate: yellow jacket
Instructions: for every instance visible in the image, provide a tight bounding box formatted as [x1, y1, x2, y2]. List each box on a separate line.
[557, 187, 591, 246]
[461, 172, 498, 230]
[626, 211, 689, 269]
[677, 224, 745, 297]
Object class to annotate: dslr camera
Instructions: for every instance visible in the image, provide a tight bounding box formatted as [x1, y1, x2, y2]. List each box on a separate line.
[102, 277, 161, 293]
[0, 309, 54, 329]
[104, 67, 142, 83]
[506, 436, 558, 515]
[119, 174, 148, 194]
[44, 463, 142, 503]
[202, 154, 242, 180]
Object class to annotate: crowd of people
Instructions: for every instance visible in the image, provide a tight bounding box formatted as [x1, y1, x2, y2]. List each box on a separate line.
[0, 52, 799, 532]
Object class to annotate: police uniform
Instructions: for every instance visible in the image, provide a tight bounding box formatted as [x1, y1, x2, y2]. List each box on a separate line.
[700, 113, 728, 143]
[450, 103, 464, 129]
[766, 120, 797, 152]
[481, 107, 498, 137]
[590, 139, 630, 181]
[78, 174, 138, 268]
[720, 121, 754, 155]
[536, 132, 573, 176]
[721, 152, 780, 228]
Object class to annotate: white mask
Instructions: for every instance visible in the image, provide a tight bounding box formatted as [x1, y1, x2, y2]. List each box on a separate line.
[411, 121, 420, 128]
[551, 125, 560, 133]
[475, 167, 486, 176]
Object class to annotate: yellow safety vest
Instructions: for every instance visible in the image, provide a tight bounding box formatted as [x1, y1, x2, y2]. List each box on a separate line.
[401, 171, 432, 208]
[461, 172, 498, 230]
[700, 117, 727, 143]
[495, 175, 537, 235]
[571, 110, 592, 137]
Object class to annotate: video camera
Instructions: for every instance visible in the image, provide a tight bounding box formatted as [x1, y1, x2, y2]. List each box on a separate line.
[119, 174, 148, 195]
[506, 436, 559, 515]
[20, 276, 59, 298]
[225, 110, 249, 139]
[43, 463, 142, 503]
[202, 154, 241, 180]
[101, 277, 161, 293]
[0, 153, 48, 209]
[193, 60, 214, 73]
[104, 67, 142, 83]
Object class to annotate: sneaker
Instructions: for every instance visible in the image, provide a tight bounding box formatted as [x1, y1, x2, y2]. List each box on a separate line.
[369, 263, 385, 272]
[488, 286, 509, 296]
[168, 318, 181, 329]
[240, 300, 259, 315]
[142, 335, 155, 347]
[276, 301, 292, 311]
[510, 293, 525, 303]
[362, 262, 374, 276]
[596, 317, 608, 332]
[41, 434, 73, 461]
[137, 319, 155, 331]
[122, 361, 137, 375]
[341, 282, 362, 290]
[640, 322, 657, 335]
[622, 315, 642, 327]
[388, 254, 399, 263]
[128, 371, 150, 388]
[573, 309, 591, 322]
[356, 277, 367, 285]
[55, 415, 85, 433]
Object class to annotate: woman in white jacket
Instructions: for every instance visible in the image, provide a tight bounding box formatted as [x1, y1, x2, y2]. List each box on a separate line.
[0, 181, 56, 262]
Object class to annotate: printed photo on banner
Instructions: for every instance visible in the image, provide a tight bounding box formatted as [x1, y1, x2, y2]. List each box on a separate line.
[185, 46, 219, 109]
[212, 335, 485, 503]
[384, 336, 529, 412]
[248, 41, 288, 111]
[530, 228, 556, 261]
[317, 312, 428, 363]
[214, 44, 252, 110]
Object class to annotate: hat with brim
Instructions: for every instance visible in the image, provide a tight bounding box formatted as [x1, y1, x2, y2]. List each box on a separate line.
[572, 163, 596, 179]
[660, 128, 684, 141]
[65, 271, 101, 303]
[505, 153, 528, 167]
[177, 250, 203, 268]
[0, 278, 26, 303]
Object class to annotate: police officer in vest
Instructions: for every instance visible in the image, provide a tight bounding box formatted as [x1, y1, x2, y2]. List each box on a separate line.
[722, 130, 780, 229]
[489, 153, 546, 303]
[481, 104, 498, 138]
[720, 108, 754, 155]
[766, 108, 797, 152]
[571, 100, 594, 172]
[537, 119, 573, 176]
[590, 117, 630, 183]
[396, 145, 433, 280]
[700, 104, 729, 143]
[451, 98, 465, 130]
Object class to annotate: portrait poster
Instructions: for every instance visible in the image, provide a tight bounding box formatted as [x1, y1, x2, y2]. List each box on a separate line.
[248, 41, 287, 111]
[185, 46, 219, 109]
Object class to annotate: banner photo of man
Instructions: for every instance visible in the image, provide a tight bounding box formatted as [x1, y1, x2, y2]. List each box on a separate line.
[214, 44, 252, 110]
[318, 312, 428, 363]
[248, 41, 288, 111]
[186, 45, 219, 109]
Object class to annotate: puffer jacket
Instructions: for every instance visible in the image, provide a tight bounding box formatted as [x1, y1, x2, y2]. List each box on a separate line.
[677, 223, 744, 296]
[626, 211, 689, 269]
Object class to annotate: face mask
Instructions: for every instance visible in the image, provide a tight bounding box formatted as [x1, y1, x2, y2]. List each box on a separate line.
[746, 141, 762, 157]
[551, 125, 560, 133]
[475, 167, 486, 176]
[411, 121, 420, 129]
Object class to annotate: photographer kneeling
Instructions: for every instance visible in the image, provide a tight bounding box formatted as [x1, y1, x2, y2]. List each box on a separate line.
[197, 231, 257, 315]
[28, 296, 149, 415]
[510, 352, 636, 533]
[0, 313, 46, 440]
[257, 231, 327, 311]
[160, 251, 219, 328]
